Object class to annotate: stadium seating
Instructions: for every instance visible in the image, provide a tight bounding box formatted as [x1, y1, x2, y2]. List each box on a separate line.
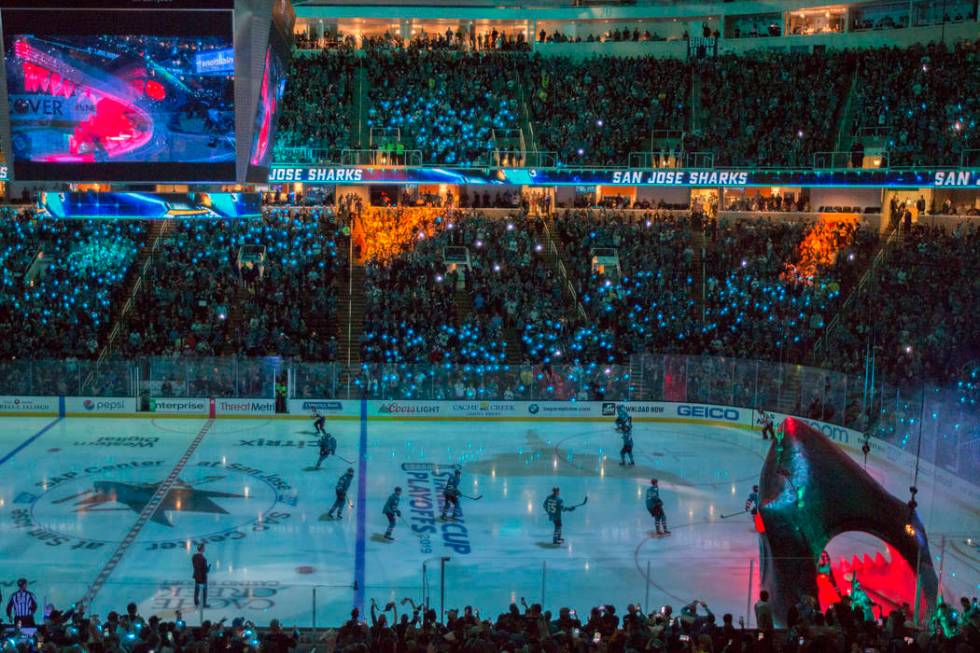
[278, 42, 978, 167]
[122, 208, 341, 360]
[276, 51, 354, 155]
[0, 207, 145, 360]
[364, 50, 521, 165]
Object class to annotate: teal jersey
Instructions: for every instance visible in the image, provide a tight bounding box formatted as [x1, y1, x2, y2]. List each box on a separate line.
[446, 474, 461, 491]
[383, 493, 400, 516]
[543, 495, 564, 522]
[336, 472, 353, 494]
[645, 486, 662, 511]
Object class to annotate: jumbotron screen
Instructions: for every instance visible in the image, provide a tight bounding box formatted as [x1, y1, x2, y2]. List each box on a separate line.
[1, 8, 235, 182]
[246, 30, 288, 181]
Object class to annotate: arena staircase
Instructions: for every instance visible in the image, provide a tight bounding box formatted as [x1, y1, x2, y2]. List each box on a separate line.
[514, 63, 540, 156]
[351, 61, 370, 148]
[221, 285, 249, 356]
[540, 217, 587, 322]
[811, 228, 900, 366]
[832, 71, 861, 155]
[689, 68, 703, 135]
[337, 262, 365, 367]
[98, 219, 171, 359]
[690, 224, 706, 325]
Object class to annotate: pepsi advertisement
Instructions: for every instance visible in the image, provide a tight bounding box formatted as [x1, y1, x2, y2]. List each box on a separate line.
[1, 9, 235, 181]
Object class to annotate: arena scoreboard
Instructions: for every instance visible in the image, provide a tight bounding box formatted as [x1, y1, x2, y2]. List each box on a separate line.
[0, 0, 293, 184]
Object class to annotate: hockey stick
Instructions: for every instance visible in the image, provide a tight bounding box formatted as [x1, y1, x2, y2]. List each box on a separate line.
[720, 509, 749, 519]
[570, 496, 589, 509]
[398, 514, 426, 540]
[336, 455, 354, 465]
[459, 493, 483, 501]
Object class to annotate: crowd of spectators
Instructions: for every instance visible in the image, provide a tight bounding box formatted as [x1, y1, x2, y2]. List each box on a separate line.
[689, 51, 850, 167]
[554, 210, 700, 358]
[276, 51, 354, 155]
[851, 41, 979, 166]
[121, 208, 341, 361]
[701, 217, 877, 363]
[527, 55, 688, 167]
[276, 41, 978, 167]
[0, 598, 300, 653]
[824, 223, 979, 386]
[6, 590, 975, 653]
[0, 207, 145, 360]
[361, 28, 529, 52]
[364, 50, 521, 165]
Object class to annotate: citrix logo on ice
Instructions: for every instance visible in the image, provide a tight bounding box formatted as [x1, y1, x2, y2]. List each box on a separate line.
[378, 402, 440, 415]
[676, 404, 740, 421]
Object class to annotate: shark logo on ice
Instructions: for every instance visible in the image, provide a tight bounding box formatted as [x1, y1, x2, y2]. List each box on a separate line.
[15, 460, 295, 550]
[65, 478, 245, 527]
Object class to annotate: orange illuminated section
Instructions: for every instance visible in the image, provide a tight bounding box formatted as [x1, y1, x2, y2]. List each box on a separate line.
[781, 214, 859, 284]
[354, 207, 453, 263]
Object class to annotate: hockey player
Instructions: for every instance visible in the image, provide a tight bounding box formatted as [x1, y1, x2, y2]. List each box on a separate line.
[314, 431, 337, 470]
[744, 485, 760, 514]
[440, 469, 462, 521]
[619, 423, 635, 466]
[382, 486, 402, 541]
[646, 478, 670, 535]
[312, 408, 327, 435]
[543, 487, 576, 545]
[326, 467, 354, 519]
[757, 409, 775, 440]
[615, 405, 632, 434]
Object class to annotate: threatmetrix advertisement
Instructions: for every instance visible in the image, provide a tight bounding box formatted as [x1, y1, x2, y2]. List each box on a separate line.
[0, 6, 236, 182]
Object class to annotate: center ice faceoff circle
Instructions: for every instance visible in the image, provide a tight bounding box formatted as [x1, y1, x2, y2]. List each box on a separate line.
[23, 460, 291, 547]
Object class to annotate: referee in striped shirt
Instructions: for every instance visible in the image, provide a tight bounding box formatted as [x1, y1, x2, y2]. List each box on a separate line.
[5, 578, 37, 627]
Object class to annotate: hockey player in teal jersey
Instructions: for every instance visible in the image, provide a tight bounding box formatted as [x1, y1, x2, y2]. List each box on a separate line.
[543, 487, 576, 544]
[382, 486, 402, 540]
[314, 432, 337, 469]
[615, 405, 632, 434]
[619, 427, 635, 466]
[326, 467, 354, 519]
[645, 478, 670, 535]
[440, 469, 462, 521]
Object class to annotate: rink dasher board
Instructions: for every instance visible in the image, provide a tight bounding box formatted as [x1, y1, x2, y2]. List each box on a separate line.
[2, 396, 977, 502]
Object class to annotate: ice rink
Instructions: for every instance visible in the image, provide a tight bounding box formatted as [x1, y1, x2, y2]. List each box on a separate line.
[0, 414, 976, 628]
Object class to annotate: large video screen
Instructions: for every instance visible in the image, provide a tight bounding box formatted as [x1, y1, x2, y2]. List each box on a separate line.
[246, 31, 288, 182]
[1, 9, 235, 181]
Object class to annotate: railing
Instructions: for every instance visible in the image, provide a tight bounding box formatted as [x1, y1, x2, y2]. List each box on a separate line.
[813, 151, 889, 170]
[540, 219, 587, 321]
[369, 127, 401, 148]
[272, 146, 338, 165]
[628, 151, 714, 169]
[340, 148, 422, 167]
[961, 148, 980, 168]
[493, 150, 558, 168]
